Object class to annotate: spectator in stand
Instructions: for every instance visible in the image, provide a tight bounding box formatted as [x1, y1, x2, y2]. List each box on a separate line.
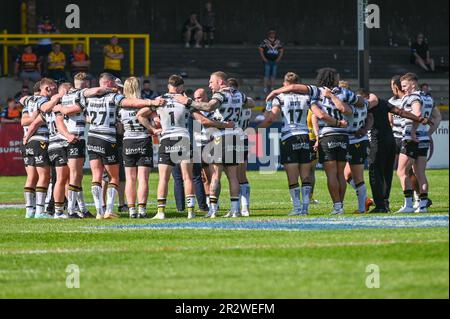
[14, 85, 30, 102]
[259, 30, 284, 93]
[410, 33, 435, 72]
[141, 79, 159, 99]
[37, 15, 59, 72]
[47, 42, 67, 81]
[420, 83, 431, 96]
[69, 43, 91, 78]
[103, 36, 124, 79]
[183, 13, 203, 48]
[0, 98, 22, 123]
[201, 2, 216, 48]
[14, 45, 41, 86]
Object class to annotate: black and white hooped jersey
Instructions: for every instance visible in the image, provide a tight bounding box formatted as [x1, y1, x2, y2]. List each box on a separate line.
[401, 91, 434, 142]
[118, 108, 150, 140]
[40, 111, 65, 151]
[310, 87, 359, 138]
[271, 92, 310, 141]
[156, 93, 190, 141]
[193, 111, 214, 147]
[22, 95, 50, 142]
[210, 88, 246, 136]
[239, 108, 252, 140]
[61, 88, 86, 139]
[84, 93, 125, 143]
[388, 96, 403, 139]
[347, 104, 369, 144]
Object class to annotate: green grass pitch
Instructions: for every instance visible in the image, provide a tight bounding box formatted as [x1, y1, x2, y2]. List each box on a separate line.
[0, 169, 448, 298]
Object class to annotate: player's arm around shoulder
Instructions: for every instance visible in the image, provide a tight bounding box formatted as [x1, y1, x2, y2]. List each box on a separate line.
[257, 100, 281, 128]
[174, 94, 222, 112]
[23, 113, 45, 144]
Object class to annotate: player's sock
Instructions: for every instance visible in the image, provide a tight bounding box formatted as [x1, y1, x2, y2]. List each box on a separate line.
[355, 182, 367, 212]
[138, 203, 146, 215]
[230, 197, 240, 213]
[55, 201, 65, 215]
[91, 182, 104, 215]
[106, 183, 118, 214]
[403, 190, 414, 208]
[333, 202, 343, 211]
[157, 198, 167, 214]
[301, 183, 312, 213]
[186, 195, 196, 216]
[24, 187, 36, 216]
[347, 177, 357, 191]
[419, 193, 429, 209]
[128, 204, 137, 217]
[44, 182, 53, 212]
[35, 187, 48, 215]
[289, 183, 301, 212]
[67, 184, 78, 215]
[206, 194, 210, 207]
[209, 195, 218, 213]
[76, 187, 88, 213]
[239, 183, 250, 213]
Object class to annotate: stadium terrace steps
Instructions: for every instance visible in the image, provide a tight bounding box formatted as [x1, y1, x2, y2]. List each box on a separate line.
[147, 44, 449, 79]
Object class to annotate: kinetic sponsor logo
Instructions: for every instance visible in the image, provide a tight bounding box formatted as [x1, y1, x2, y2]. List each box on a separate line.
[87, 145, 105, 154]
[125, 147, 146, 155]
[327, 141, 347, 149]
[292, 143, 309, 151]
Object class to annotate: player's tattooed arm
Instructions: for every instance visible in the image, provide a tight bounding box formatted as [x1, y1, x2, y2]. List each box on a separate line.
[191, 111, 234, 129]
[243, 97, 256, 109]
[266, 84, 311, 102]
[175, 95, 221, 112]
[23, 115, 45, 144]
[310, 104, 348, 128]
[137, 107, 161, 135]
[55, 115, 78, 144]
[120, 97, 165, 109]
[321, 88, 353, 115]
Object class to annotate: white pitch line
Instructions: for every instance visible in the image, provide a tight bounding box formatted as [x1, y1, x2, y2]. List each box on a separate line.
[0, 239, 447, 256]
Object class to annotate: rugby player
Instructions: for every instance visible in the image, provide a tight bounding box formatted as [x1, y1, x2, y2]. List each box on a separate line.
[192, 88, 214, 207]
[396, 73, 435, 213]
[227, 78, 255, 216]
[261, 72, 345, 215]
[84, 73, 164, 220]
[138, 75, 233, 219]
[344, 88, 375, 214]
[20, 78, 59, 218]
[24, 83, 74, 218]
[174, 72, 251, 218]
[267, 68, 366, 214]
[53, 73, 115, 218]
[118, 77, 160, 218]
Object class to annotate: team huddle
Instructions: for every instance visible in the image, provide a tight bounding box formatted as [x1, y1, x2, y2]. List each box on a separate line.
[19, 68, 441, 220]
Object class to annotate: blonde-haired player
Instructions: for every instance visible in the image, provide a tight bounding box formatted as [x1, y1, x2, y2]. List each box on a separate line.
[118, 77, 160, 218]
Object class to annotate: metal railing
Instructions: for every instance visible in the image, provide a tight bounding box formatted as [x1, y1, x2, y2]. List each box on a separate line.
[0, 31, 150, 77]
